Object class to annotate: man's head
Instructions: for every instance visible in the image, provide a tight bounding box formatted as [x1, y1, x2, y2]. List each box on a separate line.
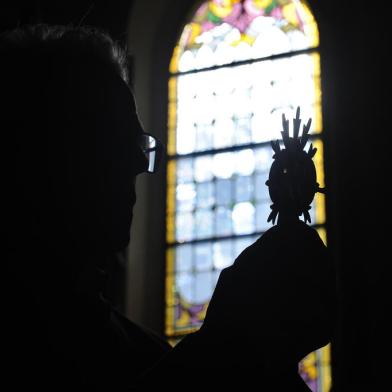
[2, 25, 149, 253]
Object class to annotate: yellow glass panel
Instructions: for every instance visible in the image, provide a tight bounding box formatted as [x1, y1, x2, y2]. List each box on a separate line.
[167, 77, 177, 156]
[313, 139, 326, 226]
[317, 227, 327, 246]
[169, 45, 180, 74]
[166, 159, 176, 243]
[321, 344, 332, 391]
[165, 248, 176, 335]
[301, 1, 320, 48]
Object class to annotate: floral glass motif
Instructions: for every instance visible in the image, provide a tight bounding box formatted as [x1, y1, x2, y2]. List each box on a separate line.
[166, 1, 329, 391]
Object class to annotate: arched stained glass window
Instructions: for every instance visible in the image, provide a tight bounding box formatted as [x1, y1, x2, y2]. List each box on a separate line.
[166, 1, 330, 390]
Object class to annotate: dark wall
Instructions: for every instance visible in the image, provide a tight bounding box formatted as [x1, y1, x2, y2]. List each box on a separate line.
[0, 0, 133, 41]
[313, 3, 389, 391]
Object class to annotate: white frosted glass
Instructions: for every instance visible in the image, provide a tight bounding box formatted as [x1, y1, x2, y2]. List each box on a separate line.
[288, 30, 308, 51]
[268, 25, 291, 55]
[178, 50, 195, 72]
[250, 83, 274, 116]
[309, 200, 317, 223]
[216, 178, 232, 206]
[235, 175, 254, 203]
[194, 243, 213, 272]
[194, 271, 213, 304]
[195, 70, 216, 94]
[215, 93, 236, 119]
[177, 99, 196, 125]
[254, 147, 272, 172]
[233, 64, 253, 90]
[251, 112, 272, 143]
[224, 26, 241, 45]
[176, 158, 193, 183]
[175, 244, 193, 272]
[213, 240, 233, 269]
[235, 149, 255, 176]
[196, 181, 214, 208]
[213, 117, 234, 148]
[196, 123, 213, 151]
[270, 57, 292, 82]
[213, 152, 234, 179]
[176, 121, 196, 154]
[194, 92, 215, 124]
[176, 272, 194, 303]
[177, 74, 197, 100]
[233, 41, 252, 62]
[233, 88, 251, 118]
[195, 30, 213, 46]
[234, 236, 255, 259]
[176, 212, 194, 242]
[213, 67, 235, 95]
[195, 44, 215, 70]
[215, 206, 232, 236]
[255, 172, 269, 200]
[234, 117, 252, 145]
[195, 156, 213, 182]
[232, 202, 256, 234]
[290, 54, 314, 76]
[176, 183, 196, 212]
[195, 209, 214, 239]
[212, 22, 232, 39]
[256, 202, 272, 232]
[215, 41, 235, 66]
[248, 15, 274, 35]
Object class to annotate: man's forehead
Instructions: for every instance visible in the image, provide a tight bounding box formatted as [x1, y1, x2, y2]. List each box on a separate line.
[60, 58, 143, 136]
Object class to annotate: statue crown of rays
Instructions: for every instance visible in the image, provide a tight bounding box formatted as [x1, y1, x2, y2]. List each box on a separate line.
[266, 107, 325, 225]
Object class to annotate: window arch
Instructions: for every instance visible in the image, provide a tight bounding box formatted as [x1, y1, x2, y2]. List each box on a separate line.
[165, 1, 329, 390]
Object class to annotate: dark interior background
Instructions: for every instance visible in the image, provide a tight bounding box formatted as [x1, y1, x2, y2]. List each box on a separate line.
[2, 1, 389, 390]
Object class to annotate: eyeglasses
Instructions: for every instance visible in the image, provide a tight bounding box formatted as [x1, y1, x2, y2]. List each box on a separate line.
[139, 133, 163, 174]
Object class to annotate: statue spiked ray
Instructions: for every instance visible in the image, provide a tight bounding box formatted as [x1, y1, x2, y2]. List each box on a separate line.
[266, 107, 325, 225]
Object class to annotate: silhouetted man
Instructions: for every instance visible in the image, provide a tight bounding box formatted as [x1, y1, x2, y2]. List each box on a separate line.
[2, 25, 169, 391]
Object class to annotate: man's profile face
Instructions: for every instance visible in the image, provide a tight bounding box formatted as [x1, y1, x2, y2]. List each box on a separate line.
[54, 60, 148, 252]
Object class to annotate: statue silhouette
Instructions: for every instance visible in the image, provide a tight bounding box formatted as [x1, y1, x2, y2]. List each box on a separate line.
[139, 108, 337, 391]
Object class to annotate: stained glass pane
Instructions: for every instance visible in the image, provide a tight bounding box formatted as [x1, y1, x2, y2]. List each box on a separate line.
[216, 178, 232, 206]
[196, 181, 214, 208]
[167, 1, 328, 390]
[176, 183, 196, 212]
[194, 242, 213, 271]
[213, 240, 233, 269]
[235, 175, 253, 203]
[176, 212, 194, 242]
[195, 209, 214, 239]
[256, 201, 272, 232]
[174, 54, 321, 156]
[215, 206, 232, 236]
[173, 0, 319, 73]
[175, 244, 192, 272]
[232, 201, 256, 234]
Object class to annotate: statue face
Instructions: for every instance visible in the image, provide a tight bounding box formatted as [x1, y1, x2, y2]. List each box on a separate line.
[267, 148, 317, 216]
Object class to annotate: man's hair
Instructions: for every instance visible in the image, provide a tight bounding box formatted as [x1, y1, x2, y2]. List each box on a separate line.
[0, 24, 129, 83]
[1, 25, 132, 249]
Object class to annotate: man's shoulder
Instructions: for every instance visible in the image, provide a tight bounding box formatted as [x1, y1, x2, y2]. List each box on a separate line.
[110, 307, 171, 355]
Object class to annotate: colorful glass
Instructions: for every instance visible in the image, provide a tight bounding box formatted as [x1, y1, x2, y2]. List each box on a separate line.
[166, 1, 329, 391]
